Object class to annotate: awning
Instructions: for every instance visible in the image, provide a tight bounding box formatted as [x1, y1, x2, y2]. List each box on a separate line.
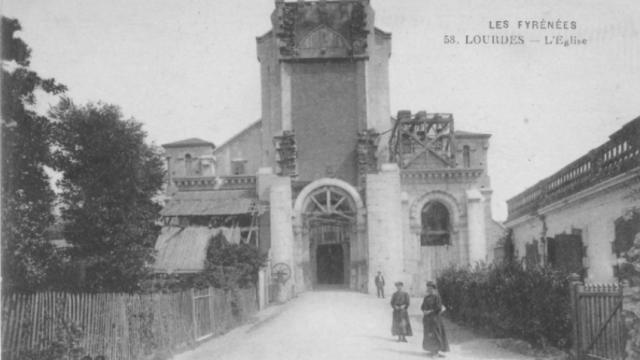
[153, 226, 217, 273]
[160, 189, 259, 216]
[153, 225, 245, 274]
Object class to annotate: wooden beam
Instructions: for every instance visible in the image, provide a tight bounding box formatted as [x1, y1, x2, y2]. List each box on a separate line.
[310, 195, 327, 213]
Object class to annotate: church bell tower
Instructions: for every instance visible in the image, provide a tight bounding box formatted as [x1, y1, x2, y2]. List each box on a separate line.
[257, 0, 391, 186]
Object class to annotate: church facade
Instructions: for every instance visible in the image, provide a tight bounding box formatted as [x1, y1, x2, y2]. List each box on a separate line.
[157, 0, 503, 300]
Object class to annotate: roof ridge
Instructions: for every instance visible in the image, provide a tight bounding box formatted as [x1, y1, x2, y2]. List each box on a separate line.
[213, 119, 262, 153]
[162, 137, 215, 148]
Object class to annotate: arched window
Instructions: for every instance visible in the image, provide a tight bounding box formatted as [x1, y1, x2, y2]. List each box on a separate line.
[184, 153, 193, 176]
[421, 201, 451, 246]
[462, 145, 471, 168]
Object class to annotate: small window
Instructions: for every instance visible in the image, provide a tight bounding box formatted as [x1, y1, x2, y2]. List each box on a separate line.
[420, 201, 451, 246]
[232, 160, 246, 175]
[185, 154, 193, 176]
[462, 145, 471, 168]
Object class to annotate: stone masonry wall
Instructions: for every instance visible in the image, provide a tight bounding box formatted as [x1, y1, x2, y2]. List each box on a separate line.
[366, 164, 406, 295]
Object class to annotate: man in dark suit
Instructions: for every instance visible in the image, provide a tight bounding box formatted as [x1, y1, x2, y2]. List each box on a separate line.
[375, 271, 385, 298]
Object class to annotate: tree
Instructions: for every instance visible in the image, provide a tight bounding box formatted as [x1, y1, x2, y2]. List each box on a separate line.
[1, 17, 67, 292]
[50, 100, 165, 292]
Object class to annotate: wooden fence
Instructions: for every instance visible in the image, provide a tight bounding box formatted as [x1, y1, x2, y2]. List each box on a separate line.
[1, 287, 258, 360]
[569, 275, 625, 360]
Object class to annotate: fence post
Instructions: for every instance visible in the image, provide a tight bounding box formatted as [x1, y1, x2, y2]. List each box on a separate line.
[209, 287, 214, 337]
[191, 289, 197, 340]
[258, 269, 265, 310]
[569, 273, 582, 360]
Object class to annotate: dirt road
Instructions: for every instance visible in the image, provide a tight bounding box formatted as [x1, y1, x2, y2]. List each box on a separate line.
[173, 289, 535, 360]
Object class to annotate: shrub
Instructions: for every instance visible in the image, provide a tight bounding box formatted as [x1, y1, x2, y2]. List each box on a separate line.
[198, 233, 267, 290]
[437, 261, 572, 349]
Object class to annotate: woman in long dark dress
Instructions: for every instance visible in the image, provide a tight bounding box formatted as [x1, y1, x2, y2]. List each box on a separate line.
[390, 281, 412, 342]
[421, 281, 449, 357]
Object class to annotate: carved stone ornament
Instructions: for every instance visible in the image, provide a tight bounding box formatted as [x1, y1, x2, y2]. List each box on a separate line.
[274, 131, 298, 177]
[356, 129, 379, 189]
[274, 1, 369, 59]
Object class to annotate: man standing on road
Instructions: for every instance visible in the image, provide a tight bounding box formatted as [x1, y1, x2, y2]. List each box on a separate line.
[375, 271, 385, 298]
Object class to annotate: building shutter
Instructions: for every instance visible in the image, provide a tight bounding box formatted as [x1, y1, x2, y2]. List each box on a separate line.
[525, 240, 541, 268]
[548, 234, 584, 275]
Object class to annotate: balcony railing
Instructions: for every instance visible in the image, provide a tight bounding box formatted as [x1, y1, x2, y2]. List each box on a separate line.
[507, 117, 640, 222]
[173, 175, 257, 192]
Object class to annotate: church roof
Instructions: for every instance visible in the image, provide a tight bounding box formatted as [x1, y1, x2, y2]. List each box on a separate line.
[160, 189, 259, 216]
[162, 138, 215, 149]
[213, 119, 262, 154]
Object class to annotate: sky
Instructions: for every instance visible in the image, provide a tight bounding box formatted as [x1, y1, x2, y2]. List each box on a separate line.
[4, 0, 640, 221]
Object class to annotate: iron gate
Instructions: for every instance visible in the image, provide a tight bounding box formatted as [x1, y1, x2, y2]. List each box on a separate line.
[570, 275, 625, 360]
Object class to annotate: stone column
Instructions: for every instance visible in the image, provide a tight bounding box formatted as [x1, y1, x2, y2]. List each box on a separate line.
[481, 188, 495, 262]
[270, 176, 295, 302]
[466, 188, 487, 264]
[367, 163, 406, 295]
[401, 191, 419, 295]
[257, 167, 277, 201]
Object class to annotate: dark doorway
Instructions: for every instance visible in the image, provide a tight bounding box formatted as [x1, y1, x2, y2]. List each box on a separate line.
[316, 244, 344, 284]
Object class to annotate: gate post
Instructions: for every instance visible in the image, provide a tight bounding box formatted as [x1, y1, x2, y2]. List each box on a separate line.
[568, 273, 582, 360]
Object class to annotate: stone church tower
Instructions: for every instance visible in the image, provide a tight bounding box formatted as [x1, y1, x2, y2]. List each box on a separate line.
[158, 0, 503, 301]
[256, 0, 390, 182]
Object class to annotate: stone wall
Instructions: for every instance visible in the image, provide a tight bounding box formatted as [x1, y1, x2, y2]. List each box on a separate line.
[366, 163, 406, 295]
[400, 176, 498, 295]
[163, 143, 215, 195]
[269, 176, 295, 302]
[213, 120, 263, 176]
[291, 61, 360, 184]
[401, 185, 467, 295]
[453, 134, 492, 186]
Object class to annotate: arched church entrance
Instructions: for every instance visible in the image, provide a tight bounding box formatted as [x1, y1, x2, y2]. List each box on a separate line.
[293, 179, 367, 292]
[305, 186, 354, 286]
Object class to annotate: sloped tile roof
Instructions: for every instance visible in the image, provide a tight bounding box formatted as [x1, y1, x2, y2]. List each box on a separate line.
[160, 189, 258, 216]
[153, 226, 212, 273]
[153, 226, 244, 274]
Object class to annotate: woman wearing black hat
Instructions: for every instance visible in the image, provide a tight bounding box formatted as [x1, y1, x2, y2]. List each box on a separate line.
[390, 281, 412, 342]
[421, 281, 449, 357]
